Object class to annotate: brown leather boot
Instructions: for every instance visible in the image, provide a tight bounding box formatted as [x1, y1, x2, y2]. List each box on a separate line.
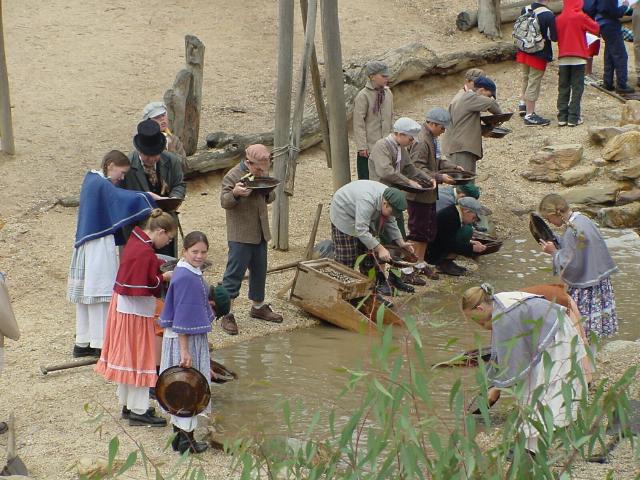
[250, 304, 283, 323]
[220, 313, 239, 335]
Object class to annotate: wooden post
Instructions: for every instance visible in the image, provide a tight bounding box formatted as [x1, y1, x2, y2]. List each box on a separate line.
[321, 0, 351, 191]
[183, 35, 204, 156]
[164, 69, 192, 144]
[284, 0, 318, 195]
[0, 0, 15, 155]
[300, 0, 331, 168]
[477, 0, 502, 39]
[271, 0, 294, 251]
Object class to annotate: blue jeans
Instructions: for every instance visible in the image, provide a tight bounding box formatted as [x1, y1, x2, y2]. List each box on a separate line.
[601, 22, 628, 88]
[222, 240, 268, 302]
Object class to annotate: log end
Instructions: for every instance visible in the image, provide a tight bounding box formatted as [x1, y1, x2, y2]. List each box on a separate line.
[456, 11, 473, 31]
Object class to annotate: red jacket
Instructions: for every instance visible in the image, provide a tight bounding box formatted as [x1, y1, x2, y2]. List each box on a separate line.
[556, 0, 600, 59]
[114, 226, 164, 297]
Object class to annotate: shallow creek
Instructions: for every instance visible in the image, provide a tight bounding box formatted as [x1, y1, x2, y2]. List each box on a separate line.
[212, 230, 640, 439]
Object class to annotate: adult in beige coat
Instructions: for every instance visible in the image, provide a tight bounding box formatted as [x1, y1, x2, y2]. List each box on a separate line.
[219, 145, 282, 335]
[353, 61, 394, 180]
[447, 76, 502, 178]
[0, 272, 20, 434]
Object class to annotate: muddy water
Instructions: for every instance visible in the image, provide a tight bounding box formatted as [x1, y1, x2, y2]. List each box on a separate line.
[212, 230, 640, 438]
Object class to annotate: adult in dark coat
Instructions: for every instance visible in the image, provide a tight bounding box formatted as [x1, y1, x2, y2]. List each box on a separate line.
[120, 119, 186, 257]
[426, 197, 489, 276]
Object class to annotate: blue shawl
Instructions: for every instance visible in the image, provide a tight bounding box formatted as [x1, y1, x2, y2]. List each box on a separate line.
[74, 171, 155, 247]
[159, 261, 214, 335]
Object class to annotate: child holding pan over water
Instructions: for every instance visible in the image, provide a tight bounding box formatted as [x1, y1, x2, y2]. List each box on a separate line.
[537, 194, 618, 340]
[159, 231, 215, 454]
[95, 209, 176, 427]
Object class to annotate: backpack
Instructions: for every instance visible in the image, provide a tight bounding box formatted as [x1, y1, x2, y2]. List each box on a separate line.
[512, 5, 550, 54]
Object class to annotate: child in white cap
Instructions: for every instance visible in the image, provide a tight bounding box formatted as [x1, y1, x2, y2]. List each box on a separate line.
[142, 101, 187, 171]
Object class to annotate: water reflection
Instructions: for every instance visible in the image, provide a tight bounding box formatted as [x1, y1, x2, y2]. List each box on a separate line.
[213, 230, 640, 438]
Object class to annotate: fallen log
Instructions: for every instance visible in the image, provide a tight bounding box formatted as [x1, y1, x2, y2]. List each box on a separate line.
[185, 41, 516, 177]
[457, 1, 562, 31]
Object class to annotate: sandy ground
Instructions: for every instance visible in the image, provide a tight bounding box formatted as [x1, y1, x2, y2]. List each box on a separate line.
[0, 0, 638, 478]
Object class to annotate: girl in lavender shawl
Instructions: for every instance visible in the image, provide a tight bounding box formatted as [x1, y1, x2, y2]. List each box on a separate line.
[537, 194, 618, 339]
[461, 284, 588, 454]
[159, 231, 214, 455]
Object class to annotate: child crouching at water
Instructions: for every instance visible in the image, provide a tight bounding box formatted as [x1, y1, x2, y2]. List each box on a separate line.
[159, 231, 214, 454]
[460, 284, 588, 453]
[95, 208, 176, 426]
[537, 194, 619, 339]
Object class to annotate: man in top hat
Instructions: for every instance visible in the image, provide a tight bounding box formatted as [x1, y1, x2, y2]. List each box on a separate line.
[353, 61, 394, 180]
[447, 76, 502, 177]
[427, 197, 489, 276]
[142, 101, 187, 171]
[330, 180, 414, 296]
[120, 119, 186, 257]
[218, 144, 283, 336]
[407, 107, 463, 277]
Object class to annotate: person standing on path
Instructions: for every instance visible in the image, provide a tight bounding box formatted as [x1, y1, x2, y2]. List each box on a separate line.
[218, 144, 283, 336]
[515, 0, 557, 126]
[353, 61, 394, 180]
[447, 76, 502, 178]
[556, 0, 600, 127]
[596, 0, 635, 94]
[142, 102, 187, 172]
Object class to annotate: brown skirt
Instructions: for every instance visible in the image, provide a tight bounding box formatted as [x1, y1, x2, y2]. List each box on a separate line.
[407, 200, 437, 243]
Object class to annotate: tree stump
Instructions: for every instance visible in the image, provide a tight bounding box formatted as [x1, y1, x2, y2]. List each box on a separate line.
[477, 0, 502, 39]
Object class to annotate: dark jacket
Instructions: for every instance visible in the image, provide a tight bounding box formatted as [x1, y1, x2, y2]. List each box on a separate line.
[427, 205, 474, 264]
[520, 2, 558, 62]
[121, 151, 186, 199]
[557, 0, 600, 58]
[595, 0, 629, 26]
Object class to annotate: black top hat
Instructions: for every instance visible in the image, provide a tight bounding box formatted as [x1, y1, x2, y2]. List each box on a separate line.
[133, 119, 167, 156]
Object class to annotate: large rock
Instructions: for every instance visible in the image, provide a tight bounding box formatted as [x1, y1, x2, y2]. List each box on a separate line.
[588, 124, 640, 145]
[620, 100, 640, 126]
[616, 188, 640, 205]
[559, 165, 599, 186]
[522, 144, 583, 182]
[602, 131, 640, 162]
[563, 181, 626, 206]
[609, 160, 640, 180]
[598, 203, 640, 228]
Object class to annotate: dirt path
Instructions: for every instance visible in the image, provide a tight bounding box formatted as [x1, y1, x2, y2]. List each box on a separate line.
[0, 0, 637, 478]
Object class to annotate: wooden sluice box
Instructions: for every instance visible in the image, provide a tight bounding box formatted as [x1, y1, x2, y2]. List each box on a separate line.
[288, 259, 404, 334]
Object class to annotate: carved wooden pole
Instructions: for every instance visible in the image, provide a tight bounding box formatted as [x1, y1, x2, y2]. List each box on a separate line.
[300, 0, 331, 168]
[271, 0, 294, 251]
[0, 0, 15, 155]
[477, 0, 502, 39]
[183, 35, 204, 156]
[284, 0, 318, 195]
[321, 0, 351, 191]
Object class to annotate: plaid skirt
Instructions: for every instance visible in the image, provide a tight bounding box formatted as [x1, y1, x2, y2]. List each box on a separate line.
[568, 277, 618, 338]
[331, 223, 368, 268]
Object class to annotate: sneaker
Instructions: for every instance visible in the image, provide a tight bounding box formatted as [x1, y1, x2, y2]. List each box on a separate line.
[73, 344, 100, 358]
[557, 120, 568, 127]
[128, 409, 166, 427]
[518, 103, 526, 117]
[250, 304, 283, 323]
[568, 118, 584, 127]
[523, 113, 550, 126]
[220, 313, 239, 335]
[401, 272, 426, 286]
[616, 84, 635, 95]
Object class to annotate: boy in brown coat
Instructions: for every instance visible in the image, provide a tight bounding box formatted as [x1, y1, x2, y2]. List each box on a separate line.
[353, 61, 394, 180]
[219, 144, 283, 335]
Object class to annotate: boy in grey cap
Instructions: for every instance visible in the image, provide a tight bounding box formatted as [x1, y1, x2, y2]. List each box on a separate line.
[142, 101, 187, 171]
[353, 61, 394, 180]
[407, 107, 463, 278]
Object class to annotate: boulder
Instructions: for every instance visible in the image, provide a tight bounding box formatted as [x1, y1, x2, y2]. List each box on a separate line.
[616, 188, 640, 205]
[602, 131, 640, 162]
[522, 144, 583, 182]
[563, 181, 626, 206]
[588, 124, 640, 145]
[597, 203, 640, 228]
[592, 157, 607, 167]
[609, 160, 640, 180]
[559, 165, 599, 186]
[620, 100, 640, 126]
